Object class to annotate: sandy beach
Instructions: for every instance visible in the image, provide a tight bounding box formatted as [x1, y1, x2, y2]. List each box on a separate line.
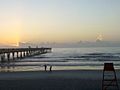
[0, 70, 120, 90]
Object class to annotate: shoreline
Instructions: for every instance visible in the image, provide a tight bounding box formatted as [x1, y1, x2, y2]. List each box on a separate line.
[0, 65, 120, 72]
[0, 69, 120, 79]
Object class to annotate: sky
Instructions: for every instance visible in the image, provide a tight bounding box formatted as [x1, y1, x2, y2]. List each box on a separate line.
[0, 0, 120, 46]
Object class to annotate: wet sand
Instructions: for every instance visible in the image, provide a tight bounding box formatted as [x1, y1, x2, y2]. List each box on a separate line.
[0, 70, 120, 90]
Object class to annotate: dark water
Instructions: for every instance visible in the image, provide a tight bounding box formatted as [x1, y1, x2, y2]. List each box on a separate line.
[1, 47, 120, 71]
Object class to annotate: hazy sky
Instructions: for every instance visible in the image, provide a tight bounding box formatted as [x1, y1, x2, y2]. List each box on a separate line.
[0, 0, 120, 45]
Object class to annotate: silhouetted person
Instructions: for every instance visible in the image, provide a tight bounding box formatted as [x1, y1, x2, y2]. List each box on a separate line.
[50, 65, 52, 72]
[28, 46, 31, 48]
[44, 64, 47, 71]
[36, 46, 38, 48]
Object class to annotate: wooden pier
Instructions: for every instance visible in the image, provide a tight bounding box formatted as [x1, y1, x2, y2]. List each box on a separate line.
[0, 47, 52, 63]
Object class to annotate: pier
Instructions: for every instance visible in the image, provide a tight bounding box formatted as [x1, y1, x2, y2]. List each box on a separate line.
[0, 47, 52, 63]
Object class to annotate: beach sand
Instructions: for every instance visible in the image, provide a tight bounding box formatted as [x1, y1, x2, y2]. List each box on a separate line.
[0, 70, 120, 90]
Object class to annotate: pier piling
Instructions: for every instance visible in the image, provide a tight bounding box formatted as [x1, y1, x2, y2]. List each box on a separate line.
[0, 47, 52, 63]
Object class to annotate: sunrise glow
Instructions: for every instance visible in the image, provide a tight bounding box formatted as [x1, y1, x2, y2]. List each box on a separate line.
[0, 0, 120, 45]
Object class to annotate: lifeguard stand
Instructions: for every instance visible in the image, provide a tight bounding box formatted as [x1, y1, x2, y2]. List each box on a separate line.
[102, 63, 119, 90]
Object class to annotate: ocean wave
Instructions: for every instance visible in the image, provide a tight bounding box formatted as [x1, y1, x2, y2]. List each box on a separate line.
[0, 63, 120, 67]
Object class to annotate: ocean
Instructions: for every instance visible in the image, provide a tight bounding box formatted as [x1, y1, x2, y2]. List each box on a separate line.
[1, 47, 120, 71]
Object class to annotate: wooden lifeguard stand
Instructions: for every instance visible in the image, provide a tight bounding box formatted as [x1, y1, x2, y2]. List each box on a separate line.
[102, 63, 119, 90]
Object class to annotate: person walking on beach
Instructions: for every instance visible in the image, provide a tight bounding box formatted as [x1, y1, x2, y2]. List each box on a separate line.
[49, 65, 52, 72]
[44, 64, 47, 71]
